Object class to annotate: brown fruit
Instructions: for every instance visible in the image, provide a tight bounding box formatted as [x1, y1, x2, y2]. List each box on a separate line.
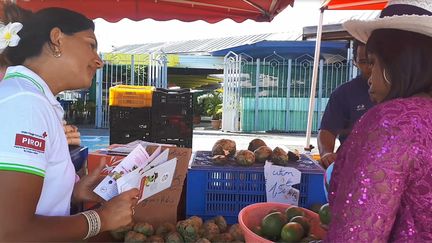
[177, 219, 200, 242]
[212, 139, 236, 157]
[213, 215, 227, 232]
[189, 216, 204, 229]
[288, 150, 300, 162]
[235, 150, 255, 166]
[110, 225, 133, 240]
[155, 222, 176, 237]
[165, 231, 184, 243]
[248, 138, 267, 152]
[201, 221, 220, 240]
[254, 146, 273, 163]
[228, 224, 244, 241]
[134, 222, 154, 236]
[271, 147, 288, 165]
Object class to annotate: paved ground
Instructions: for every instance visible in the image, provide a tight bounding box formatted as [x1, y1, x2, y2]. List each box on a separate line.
[78, 121, 323, 154]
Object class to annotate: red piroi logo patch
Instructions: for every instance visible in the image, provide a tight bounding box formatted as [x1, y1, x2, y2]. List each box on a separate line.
[15, 134, 46, 152]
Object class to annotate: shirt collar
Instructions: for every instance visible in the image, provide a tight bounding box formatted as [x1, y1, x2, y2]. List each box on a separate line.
[4, 65, 60, 107]
[4, 65, 65, 122]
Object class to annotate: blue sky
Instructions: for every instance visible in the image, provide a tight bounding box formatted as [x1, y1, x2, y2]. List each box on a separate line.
[94, 1, 377, 52]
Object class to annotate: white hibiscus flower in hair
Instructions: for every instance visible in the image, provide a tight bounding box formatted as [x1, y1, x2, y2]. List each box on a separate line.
[0, 22, 23, 50]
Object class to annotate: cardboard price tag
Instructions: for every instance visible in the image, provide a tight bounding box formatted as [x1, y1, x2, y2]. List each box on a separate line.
[264, 161, 302, 205]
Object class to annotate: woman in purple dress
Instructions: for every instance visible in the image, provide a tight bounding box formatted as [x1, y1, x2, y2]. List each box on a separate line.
[326, 0, 432, 241]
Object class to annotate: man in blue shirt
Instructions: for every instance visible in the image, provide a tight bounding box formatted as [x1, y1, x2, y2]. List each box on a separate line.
[318, 40, 373, 168]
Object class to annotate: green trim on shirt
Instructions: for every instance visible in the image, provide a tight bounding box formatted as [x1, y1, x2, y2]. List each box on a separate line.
[0, 162, 45, 177]
[3, 72, 45, 94]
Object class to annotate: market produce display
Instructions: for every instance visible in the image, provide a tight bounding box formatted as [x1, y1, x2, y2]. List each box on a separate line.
[256, 206, 320, 242]
[238, 202, 327, 243]
[111, 215, 245, 242]
[210, 138, 301, 167]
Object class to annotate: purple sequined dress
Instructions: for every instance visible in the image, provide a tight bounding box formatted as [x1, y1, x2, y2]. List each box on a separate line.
[326, 97, 432, 242]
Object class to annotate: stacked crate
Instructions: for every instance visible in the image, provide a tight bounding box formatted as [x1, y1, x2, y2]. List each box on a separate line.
[109, 86, 193, 148]
[109, 85, 154, 145]
[151, 88, 193, 148]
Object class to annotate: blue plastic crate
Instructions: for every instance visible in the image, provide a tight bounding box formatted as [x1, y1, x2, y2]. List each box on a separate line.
[186, 151, 327, 224]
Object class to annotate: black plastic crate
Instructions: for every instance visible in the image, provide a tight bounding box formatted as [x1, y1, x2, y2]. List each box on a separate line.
[151, 89, 193, 148]
[152, 137, 192, 148]
[109, 129, 152, 145]
[152, 88, 193, 117]
[151, 114, 192, 146]
[109, 106, 151, 132]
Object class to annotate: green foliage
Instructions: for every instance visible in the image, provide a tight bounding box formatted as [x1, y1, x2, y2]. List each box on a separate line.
[193, 94, 205, 116]
[198, 89, 223, 120]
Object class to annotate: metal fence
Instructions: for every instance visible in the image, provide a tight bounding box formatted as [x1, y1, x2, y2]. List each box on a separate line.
[222, 51, 354, 133]
[94, 50, 354, 132]
[95, 52, 168, 128]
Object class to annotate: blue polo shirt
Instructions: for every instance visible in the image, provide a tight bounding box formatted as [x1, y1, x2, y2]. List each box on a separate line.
[320, 75, 374, 144]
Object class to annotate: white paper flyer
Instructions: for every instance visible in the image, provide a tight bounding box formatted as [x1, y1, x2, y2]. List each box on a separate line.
[264, 161, 302, 205]
[94, 146, 176, 202]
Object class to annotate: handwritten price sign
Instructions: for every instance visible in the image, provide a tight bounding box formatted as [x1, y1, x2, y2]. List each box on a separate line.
[264, 161, 301, 205]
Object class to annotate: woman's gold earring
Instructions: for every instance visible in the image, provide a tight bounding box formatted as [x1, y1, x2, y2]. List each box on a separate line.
[52, 46, 61, 58]
[53, 48, 62, 58]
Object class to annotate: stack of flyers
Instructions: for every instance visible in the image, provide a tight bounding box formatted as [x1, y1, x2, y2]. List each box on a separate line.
[94, 144, 177, 203]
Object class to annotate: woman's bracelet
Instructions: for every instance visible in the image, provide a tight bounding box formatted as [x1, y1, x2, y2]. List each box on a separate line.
[80, 210, 101, 239]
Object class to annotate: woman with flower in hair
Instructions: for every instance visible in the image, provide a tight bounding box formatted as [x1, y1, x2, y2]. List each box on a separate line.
[327, 0, 432, 241]
[0, 3, 138, 241]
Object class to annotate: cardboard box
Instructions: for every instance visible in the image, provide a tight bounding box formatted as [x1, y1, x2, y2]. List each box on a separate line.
[86, 145, 191, 227]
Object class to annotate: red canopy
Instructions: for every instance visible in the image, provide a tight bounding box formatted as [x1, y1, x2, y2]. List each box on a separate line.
[15, 0, 294, 23]
[323, 0, 387, 10]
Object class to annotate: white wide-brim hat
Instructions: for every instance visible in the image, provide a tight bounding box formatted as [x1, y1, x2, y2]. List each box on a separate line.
[343, 0, 432, 44]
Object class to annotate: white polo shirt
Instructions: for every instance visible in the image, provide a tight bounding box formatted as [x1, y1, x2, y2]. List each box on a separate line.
[0, 65, 75, 216]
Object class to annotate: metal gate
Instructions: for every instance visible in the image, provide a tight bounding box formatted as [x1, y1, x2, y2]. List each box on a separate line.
[222, 51, 351, 133]
[222, 52, 245, 131]
[95, 52, 168, 128]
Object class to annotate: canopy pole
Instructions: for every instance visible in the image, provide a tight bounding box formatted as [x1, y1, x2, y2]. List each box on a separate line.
[305, 7, 325, 151]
